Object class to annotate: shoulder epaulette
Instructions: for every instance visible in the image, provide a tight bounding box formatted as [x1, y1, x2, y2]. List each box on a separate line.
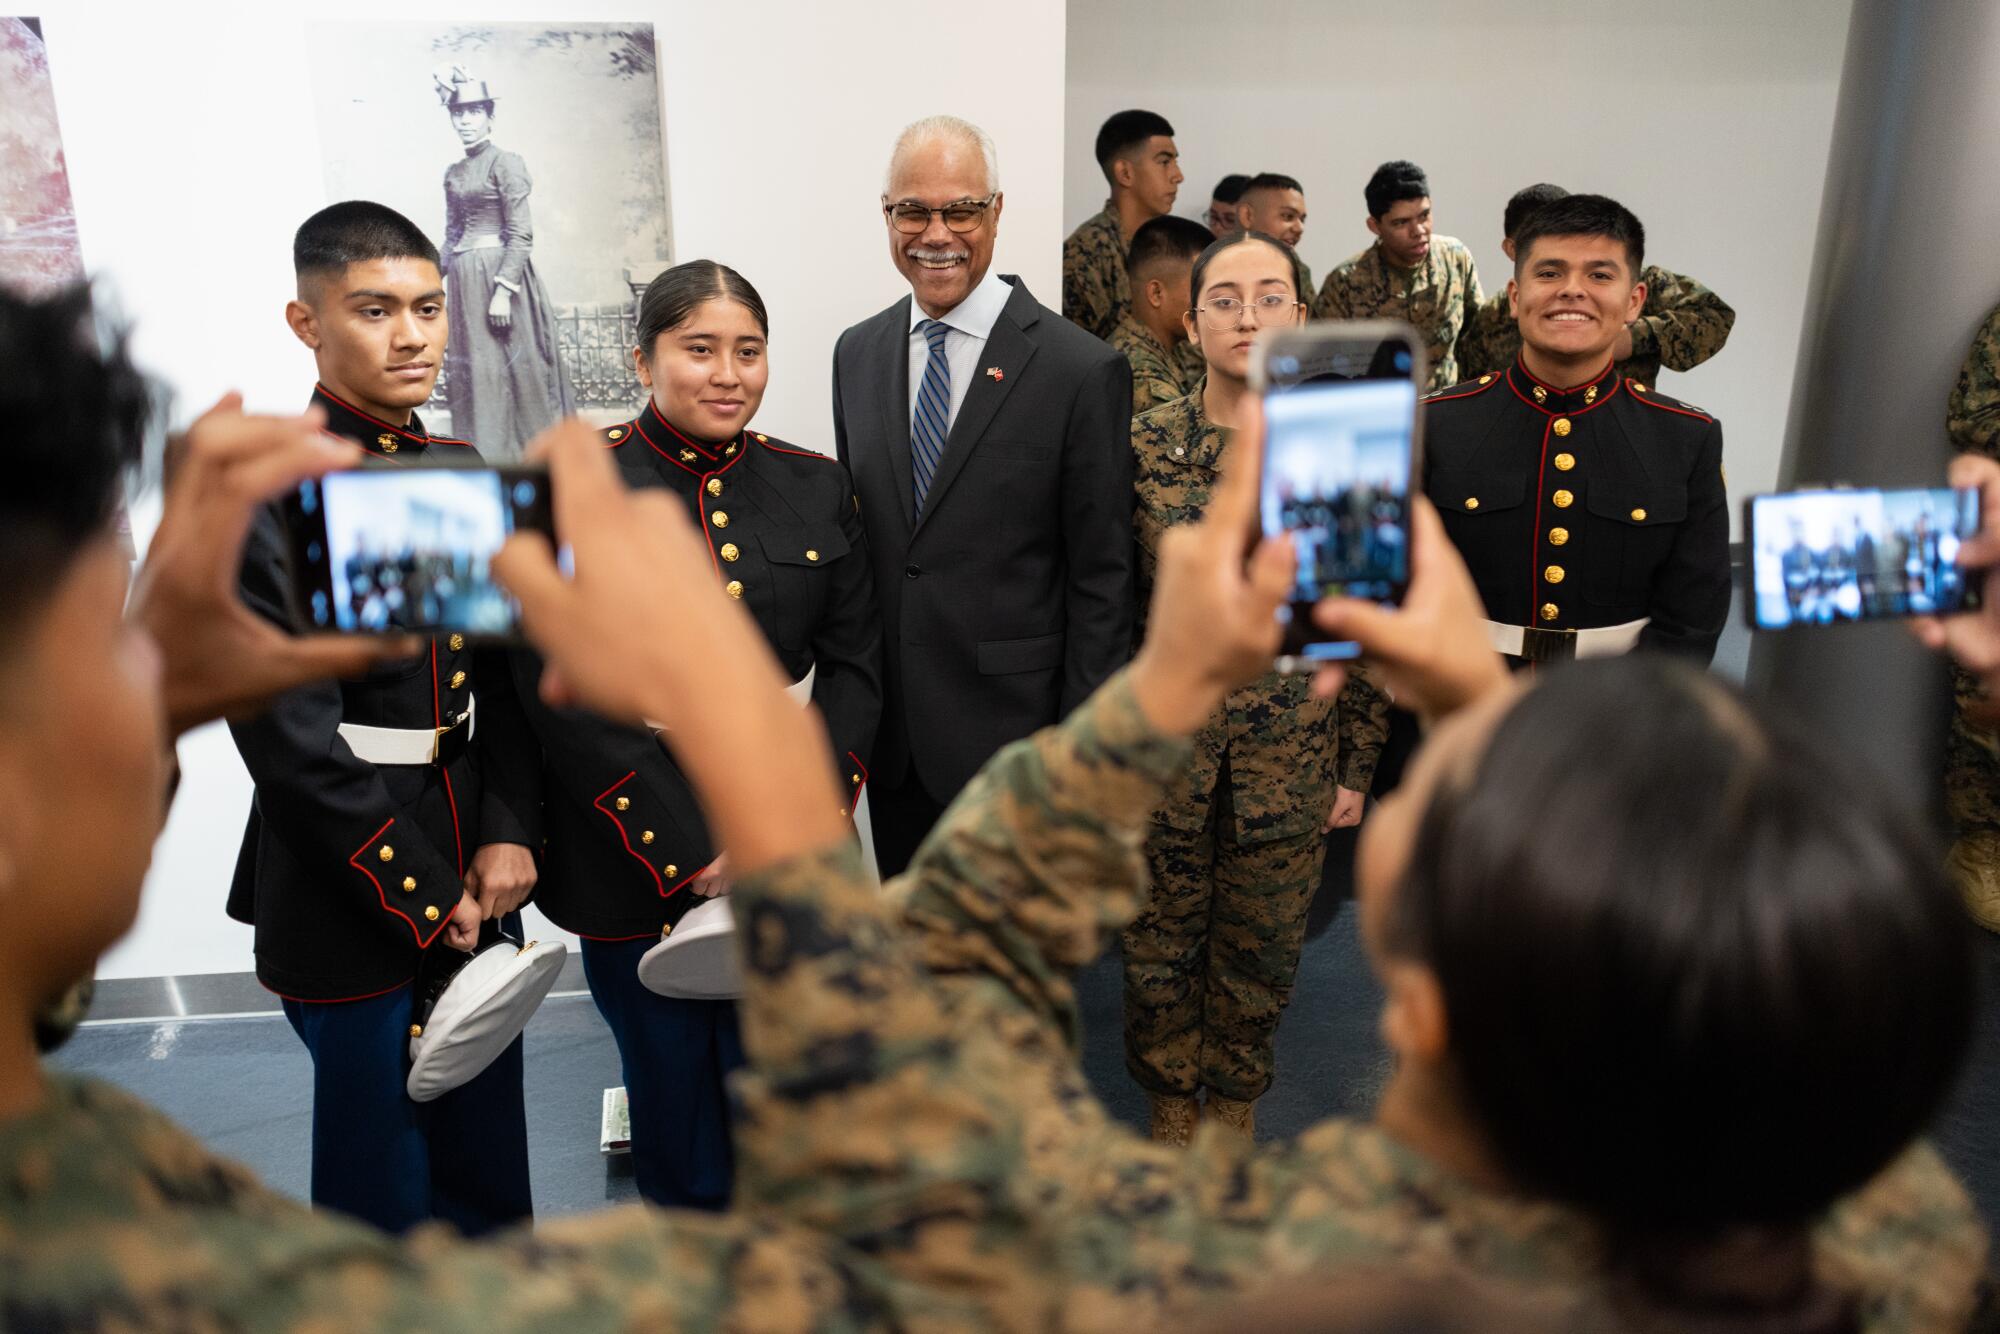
[755, 432, 837, 463]
[601, 420, 636, 447]
[1627, 380, 1714, 423]
[1422, 372, 1504, 405]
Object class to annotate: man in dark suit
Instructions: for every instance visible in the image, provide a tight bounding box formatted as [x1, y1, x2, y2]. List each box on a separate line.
[834, 114, 1135, 875]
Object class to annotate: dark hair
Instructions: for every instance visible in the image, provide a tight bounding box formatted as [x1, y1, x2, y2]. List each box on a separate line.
[1094, 109, 1175, 180]
[1211, 173, 1253, 205]
[1363, 159, 1430, 218]
[1244, 172, 1304, 198]
[1389, 658, 1972, 1322]
[635, 260, 769, 357]
[1512, 192, 1646, 276]
[1188, 229, 1307, 311]
[1128, 215, 1214, 278]
[1503, 183, 1569, 241]
[0, 285, 153, 648]
[293, 201, 440, 282]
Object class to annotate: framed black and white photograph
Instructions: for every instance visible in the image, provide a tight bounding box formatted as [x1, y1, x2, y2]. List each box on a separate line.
[0, 16, 84, 295]
[307, 21, 672, 458]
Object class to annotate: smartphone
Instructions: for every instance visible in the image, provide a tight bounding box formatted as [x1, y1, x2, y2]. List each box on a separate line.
[1251, 321, 1426, 662]
[280, 463, 555, 640]
[1744, 484, 1982, 629]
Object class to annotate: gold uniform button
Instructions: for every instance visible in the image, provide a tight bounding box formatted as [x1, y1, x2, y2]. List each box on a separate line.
[450, 670, 466, 689]
[402, 876, 416, 893]
[378, 845, 395, 863]
[664, 864, 678, 878]
[424, 905, 440, 922]
[1540, 602, 1560, 622]
[1464, 497, 1480, 512]
[1632, 383, 1647, 393]
[448, 634, 464, 651]
[850, 773, 861, 783]
[706, 478, 723, 497]
[1479, 373, 1494, 385]
[641, 830, 655, 844]
[806, 549, 819, 561]
[725, 580, 745, 599]
[1554, 453, 1575, 472]
[720, 543, 740, 562]
[1631, 508, 1648, 522]
[712, 511, 729, 528]
[1545, 565, 1566, 585]
[410, 1024, 424, 1038]
[616, 796, 630, 811]
[1553, 418, 1572, 437]
[608, 427, 625, 441]
[1550, 527, 1570, 546]
[661, 924, 673, 938]
[1532, 386, 1547, 403]
[1553, 489, 1575, 509]
[755, 433, 768, 443]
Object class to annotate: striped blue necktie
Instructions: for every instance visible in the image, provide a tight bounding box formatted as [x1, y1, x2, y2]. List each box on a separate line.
[911, 318, 952, 515]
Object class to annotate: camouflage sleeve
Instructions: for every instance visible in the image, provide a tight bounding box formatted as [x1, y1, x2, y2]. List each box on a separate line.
[1131, 369, 1185, 418]
[1063, 235, 1113, 339]
[1454, 300, 1498, 383]
[1948, 304, 2000, 458]
[1333, 665, 1391, 793]
[1312, 268, 1347, 323]
[1462, 246, 1484, 321]
[1814, 1143, 1991, 1334]
[1628, 268, 1736, 373]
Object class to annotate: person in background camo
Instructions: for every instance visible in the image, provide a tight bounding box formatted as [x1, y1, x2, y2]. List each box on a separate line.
[1125, 230, 1388, 1145]
[1945, 300, 2000, 931]
[1062, 108, 1182, 342]
[1109, 214, 1211, 416]
[1456, 182, 1737, 391]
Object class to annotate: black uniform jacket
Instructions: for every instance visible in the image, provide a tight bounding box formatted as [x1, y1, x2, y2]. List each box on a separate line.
[1421, 356, 1730, 663]
[226, 387, 543, 1001]
[511, 402, 883, 940]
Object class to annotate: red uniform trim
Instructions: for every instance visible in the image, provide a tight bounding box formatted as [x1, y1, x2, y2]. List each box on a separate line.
[694, 443, 752, 578]
[757, 436, 837, 463]
[1511, 356, 1615, 397]
[261, 977, 415, 1005]
[653, 411, 723, 461]
[1423, 374, 1504, 404]
[1528, 417, 1555, 627]
[1505, 369, 1622, 419]
[594, 771, 664, 896]
[603, 419, 638, 449]
[349, 816, 449, 947]
[844, 750, 870, 816]
[432, 644, 465, 876]
[1629, 387, 1715, 423]
[312, 383, 471, 448]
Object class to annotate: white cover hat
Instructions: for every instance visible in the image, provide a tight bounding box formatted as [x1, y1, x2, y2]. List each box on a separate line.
[406, 937, 567, 1102]
[637, 896, 741, 1000]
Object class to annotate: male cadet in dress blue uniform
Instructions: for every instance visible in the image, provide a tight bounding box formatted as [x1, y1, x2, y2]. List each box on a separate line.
[228, 202, 544, 1235]
[1421, 194, 1730, 666]
[508, 390, 880, 1209]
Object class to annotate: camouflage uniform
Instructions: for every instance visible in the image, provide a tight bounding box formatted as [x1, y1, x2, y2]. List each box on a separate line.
[1062, 201, 1128, 341]
[1107, 312, 1194, 417]
[1945, 302, 2000, 929]
[1312, 237, 1483, 390]
[1455, 264, 1737, 390]
[1121, 386, 1390, 1102]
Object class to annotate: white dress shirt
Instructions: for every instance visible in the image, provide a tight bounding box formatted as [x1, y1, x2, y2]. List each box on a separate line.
[906, 268, 1011, 437]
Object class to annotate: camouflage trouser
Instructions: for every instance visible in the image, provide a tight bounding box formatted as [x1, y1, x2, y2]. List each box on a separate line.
[1121, 778, 1326, 1102]
[1946, 665, 2000, 929]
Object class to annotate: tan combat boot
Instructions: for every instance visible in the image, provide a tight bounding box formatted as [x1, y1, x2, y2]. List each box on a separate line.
[1947, 832, 2000, 933]
[1148, 1093, 1198, 1146]
[1206, 1094, 1256, 1140]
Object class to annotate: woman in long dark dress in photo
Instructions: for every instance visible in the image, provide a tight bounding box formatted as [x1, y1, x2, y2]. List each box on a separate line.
[434, 67, 575, 459]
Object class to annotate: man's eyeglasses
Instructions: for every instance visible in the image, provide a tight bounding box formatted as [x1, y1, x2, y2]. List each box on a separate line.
[1193, 294, 1301, 330]
[1203, 207, 1237, 231]
[884, 196, 997, 235]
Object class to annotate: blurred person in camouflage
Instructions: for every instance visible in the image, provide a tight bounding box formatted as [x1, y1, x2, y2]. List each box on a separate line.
[1945, 301, 2000, 930]
[1125, 230, 1388, 1145]
[1062, 108, 1183, 341]
[1314, 160, 1482, 390]
[1109, 213, 1211, 416]
[1456, 183, 1737, 389]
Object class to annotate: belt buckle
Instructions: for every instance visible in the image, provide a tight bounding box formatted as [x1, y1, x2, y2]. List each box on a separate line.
[1519, 627, 1578, 664]
[428, 710, 470, 764]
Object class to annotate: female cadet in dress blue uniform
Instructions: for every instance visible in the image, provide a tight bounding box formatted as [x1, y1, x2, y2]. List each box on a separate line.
[512, 261, 882, 1208]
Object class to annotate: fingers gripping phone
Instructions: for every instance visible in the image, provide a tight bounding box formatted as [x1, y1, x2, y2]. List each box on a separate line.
[1745, 485, 1982, 629]
[280, 463, 556, 641]
[1251, 321, 1426, 662]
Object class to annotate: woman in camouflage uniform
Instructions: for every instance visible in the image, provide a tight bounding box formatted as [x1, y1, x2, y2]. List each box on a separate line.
[1124, 230, 1388, 1143]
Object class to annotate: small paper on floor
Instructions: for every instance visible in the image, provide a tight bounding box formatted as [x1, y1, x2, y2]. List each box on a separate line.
[600, 1086, 631, 1155]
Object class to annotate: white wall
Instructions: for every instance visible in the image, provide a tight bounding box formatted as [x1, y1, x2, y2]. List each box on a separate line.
[1066, 0, 1851, 525]
[46, 0, 1068, 979]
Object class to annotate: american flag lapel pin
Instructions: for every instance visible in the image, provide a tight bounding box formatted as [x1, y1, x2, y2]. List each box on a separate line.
[985, 366, 1004, 382]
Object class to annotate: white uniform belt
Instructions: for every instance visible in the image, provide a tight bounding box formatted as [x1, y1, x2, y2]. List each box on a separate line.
[339, 695, 476, 765]
[1484, 618, 1649, 661]
[643, 672, 814, 732]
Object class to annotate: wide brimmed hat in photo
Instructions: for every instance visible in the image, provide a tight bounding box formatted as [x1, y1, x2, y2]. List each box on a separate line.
[433, 63, 498, 109]
[406, 935, 566, 1102]
[637, 896, 741, 1000]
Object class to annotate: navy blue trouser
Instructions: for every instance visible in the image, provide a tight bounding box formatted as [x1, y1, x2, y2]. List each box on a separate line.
[580, 935, 744, 1210]
[283, 981, 531, 1236]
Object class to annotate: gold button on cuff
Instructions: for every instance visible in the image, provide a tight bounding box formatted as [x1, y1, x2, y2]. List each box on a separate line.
[616, 796, 630, 811]
[1464, 497, 1480, 512]
[641, 830, 655, 844]
[378, 845, 395, 863]
[448, 634, 464, 651]
[664, 864, 678, 878]
[1532, 386, 1547, 403]
[1545, 565, 1566, 585]
[1631, 508, 1648, 522]
[410, 1024, 423, 1037]
[402, 876, 416, 893]
[706, 478, 723, 497]
[1550, 527, 1570, 546]
[424, 905, 440, 922]
[450, 671, 466, 689]
[1540, 602, 1560, 622]
[1553, 418, 1572, 437]
[720, 543, 740, 562]
[806, 549, 819, 561]
[1554, 453, 1575, 472]
[725, 580, 745, 599]
[711, 511, 730, 528]
[1553, 490, 1575, 509]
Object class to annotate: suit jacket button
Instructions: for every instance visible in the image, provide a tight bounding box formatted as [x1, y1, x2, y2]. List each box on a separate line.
[904, 564, 921, 579]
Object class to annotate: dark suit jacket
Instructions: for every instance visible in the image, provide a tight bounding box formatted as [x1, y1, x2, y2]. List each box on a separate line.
[833, 274, 1134, 803]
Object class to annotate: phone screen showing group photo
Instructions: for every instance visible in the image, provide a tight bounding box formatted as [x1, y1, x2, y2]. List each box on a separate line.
[1261, 376, 1418, 609]
[1748, 486, 1981, 629]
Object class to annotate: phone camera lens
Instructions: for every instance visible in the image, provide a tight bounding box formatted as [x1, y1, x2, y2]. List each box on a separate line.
[1394, 352, 1411, 371]
[310, 591, 329, 623]
[513, 480, 537, 507]
[306, 541, 323, 562]
[299, 481, 318, 513]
